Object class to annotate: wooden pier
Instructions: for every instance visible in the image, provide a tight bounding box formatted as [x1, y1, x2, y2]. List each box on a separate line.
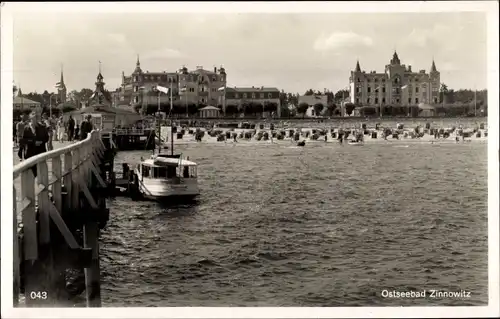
[112, 128, 155, 150]
[13, 130, 116, 307]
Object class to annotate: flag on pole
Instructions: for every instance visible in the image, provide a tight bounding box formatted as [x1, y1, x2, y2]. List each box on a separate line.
[180, 86, 187, 92]
[217, 86, 225, 91]
[155, 85, 170, 94]
[401, 85, 408, 89]
[55, 82, 63, 90]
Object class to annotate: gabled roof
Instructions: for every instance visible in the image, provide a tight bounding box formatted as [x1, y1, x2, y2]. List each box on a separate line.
[225, 87, 280, 93]
[418, 103, 435, 110]
[190, 68, 217, 75]
[199, 106, 220, 111]
[72, 104, 139, 115]
[13, 96, 41, 105]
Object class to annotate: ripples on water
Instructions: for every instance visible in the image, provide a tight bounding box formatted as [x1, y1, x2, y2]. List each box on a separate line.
[99, 141, 488, 306]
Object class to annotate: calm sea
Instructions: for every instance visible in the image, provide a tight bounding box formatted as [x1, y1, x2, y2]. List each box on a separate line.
[96, 140, 488, 306]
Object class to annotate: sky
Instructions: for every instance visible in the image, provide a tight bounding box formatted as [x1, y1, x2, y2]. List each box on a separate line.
[10, 5, 489, 95]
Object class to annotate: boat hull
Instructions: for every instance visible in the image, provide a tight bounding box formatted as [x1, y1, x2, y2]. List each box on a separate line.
[134, 169, 200, 201]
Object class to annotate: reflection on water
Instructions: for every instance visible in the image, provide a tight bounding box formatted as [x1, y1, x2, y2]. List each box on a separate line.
[99, 141, 487, 307]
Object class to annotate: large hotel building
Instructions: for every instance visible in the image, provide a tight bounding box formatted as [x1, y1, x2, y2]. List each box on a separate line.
[114, 56, 281, 116]
[349, 51, 441, 108]
[116, 56, 227, 107]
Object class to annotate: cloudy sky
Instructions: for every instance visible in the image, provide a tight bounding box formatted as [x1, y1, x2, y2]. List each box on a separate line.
[10, 4, 489, 94]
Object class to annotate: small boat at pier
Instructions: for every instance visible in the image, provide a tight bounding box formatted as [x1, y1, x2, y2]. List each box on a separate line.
[133, 154, 199, 200]
[132, 85, 200, 201]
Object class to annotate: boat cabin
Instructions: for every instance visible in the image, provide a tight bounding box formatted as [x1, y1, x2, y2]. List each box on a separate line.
[138, 155, 197, 180]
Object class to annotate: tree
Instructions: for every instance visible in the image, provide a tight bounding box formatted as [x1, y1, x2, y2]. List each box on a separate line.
[359, 106, 377, 117]
[313, 103, 324, 116]
[297, 102, 309, 118]
[334, 89, 349, 102]
[344, 103, 356, 116]
[225, 104, 239, 117]
[264, 101, 278, 113]
[439, 83, 448, 103]
[13, 84, 17, 97]
[326, 104, 337, 117]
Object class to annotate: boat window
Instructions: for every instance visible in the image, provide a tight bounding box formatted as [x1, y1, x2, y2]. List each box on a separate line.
[142, 165, 151, 178]
[183, 166, 189, 178]
[190, 166, 197, 178]
[167, 166, 176, 178]
[158, 167, 168, 178]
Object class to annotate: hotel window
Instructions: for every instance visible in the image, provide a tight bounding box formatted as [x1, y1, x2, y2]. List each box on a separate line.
[356, 87, 360, 93]
[172, 78, 176, 83]
[415, 78, 419, 82]
[396, 98, 400, 103]
[375, 98, 379, 104]
[408, 98, 412, 104]
[368, 87, 371, 93]
[415, 87, 419, 93]
[367, 98, 371, 104]
[367, 78, 371, 82]
[415, 98, 419, 104]
[168, 78, 172, 83]
[382, 98, 386, 104]
[260, 93, 264, 98]
[134, 86, 139, 92]
[235, 93, 239, 98]
[382, 78, 386, 82]
[189, 88, 195, 93]
[201, 98, 205, 103]
[374, 78, 378, 82]
[357, 78, 361, 82]
[434, 97, 438, 103]
[356, 98, 360, 104]
[243, 93, 247, 98]
[268, 93, 272, 98]
[382, 87, 386, 93]
[211, 88, 217, 92]
[134, 96, 139, 103]
[252, 93, 256, 98]
[201, 87, 205, 92]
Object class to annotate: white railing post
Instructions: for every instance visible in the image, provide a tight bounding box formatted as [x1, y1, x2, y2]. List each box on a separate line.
[72, 148, 80, 210]
[37, 161, 51, 244]
[13, 186, 20, 306]
[21, 169, 37, 261]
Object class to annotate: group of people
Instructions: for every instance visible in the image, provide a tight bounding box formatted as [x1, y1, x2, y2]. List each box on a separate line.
[15, 110, 95, 162]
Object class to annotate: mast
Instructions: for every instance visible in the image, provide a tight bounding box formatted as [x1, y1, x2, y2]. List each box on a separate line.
[170, 83, 174, 156]
[157, 89, 161, 154]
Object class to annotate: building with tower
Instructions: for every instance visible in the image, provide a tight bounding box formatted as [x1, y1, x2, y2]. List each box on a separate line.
[56, 66, 67, 104]
[89, 68, 112, 106]
[117, 56, 227, 109]
[349, 51, 440, 111]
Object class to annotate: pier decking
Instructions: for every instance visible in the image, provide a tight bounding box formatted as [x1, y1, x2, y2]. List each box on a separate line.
[13, 130, 116, 307]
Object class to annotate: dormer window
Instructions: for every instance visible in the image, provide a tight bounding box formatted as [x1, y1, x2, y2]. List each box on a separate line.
[252, 93, 256, 98]
[357, 78, 361, 82]
[212, 76, 217, 81]
[243, 93, 247, 99]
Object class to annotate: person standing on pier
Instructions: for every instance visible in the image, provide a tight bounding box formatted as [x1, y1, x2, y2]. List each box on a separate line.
[16, 114, 28, 149]
[19, 109, 49, 176]
[68, 115, 75, 141]
[42, 113, 54, 150]
[57, 116, 65, 142]
[80, 114, 94, 140]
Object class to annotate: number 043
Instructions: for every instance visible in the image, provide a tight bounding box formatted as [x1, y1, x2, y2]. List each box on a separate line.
[30, 291, 48, 300]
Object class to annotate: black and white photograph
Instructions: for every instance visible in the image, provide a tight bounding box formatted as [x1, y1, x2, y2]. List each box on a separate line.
[1, 1, 499, 318]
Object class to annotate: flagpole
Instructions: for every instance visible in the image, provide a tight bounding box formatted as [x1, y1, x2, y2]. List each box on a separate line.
[157, 88, 161, 154]
[170, 83, 174, 156]
[474, 87, 477, 117]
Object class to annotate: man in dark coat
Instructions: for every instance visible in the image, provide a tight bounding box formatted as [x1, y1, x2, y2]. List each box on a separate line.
[68, 115, 75, 141]
[80, 114, 94, 140]
[19, 108, 49, 177]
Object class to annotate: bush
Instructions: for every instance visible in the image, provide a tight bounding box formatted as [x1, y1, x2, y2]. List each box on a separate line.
[217, 134, 225, 142]
[311, 133, 319, 140]
[277, 134, 284, 140]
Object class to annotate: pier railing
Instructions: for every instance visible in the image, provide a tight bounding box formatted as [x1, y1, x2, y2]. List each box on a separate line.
[12, 130, 108, 306]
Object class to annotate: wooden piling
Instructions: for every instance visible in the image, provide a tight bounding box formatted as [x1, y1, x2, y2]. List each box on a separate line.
[13, 130, 111, 307]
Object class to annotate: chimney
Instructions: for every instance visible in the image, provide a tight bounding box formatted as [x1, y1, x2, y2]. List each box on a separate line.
[261, 86, 264, 89]
[252, 86, 254, 88]
[214, 67, 217, 73]
[408, 65, 412, 72]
